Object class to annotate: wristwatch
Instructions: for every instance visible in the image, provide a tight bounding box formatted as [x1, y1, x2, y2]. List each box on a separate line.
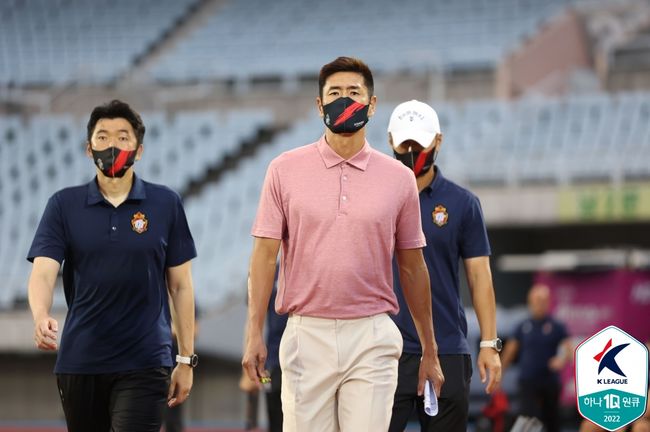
[479, 338, 503, 352]
[176, 353, 199, 368]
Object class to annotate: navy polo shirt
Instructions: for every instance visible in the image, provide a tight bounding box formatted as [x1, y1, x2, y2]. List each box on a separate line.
[513, 316, 568, 383]
[27, 175, 196, 374]
[392, 167, 491, 355]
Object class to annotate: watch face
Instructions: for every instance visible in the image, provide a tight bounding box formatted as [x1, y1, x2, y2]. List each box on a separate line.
[495, 338, 503, 351]
[190, 354, 199, 368]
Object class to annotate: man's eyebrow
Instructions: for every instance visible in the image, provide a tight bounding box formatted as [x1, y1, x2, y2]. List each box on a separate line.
[95, 129, 131, 134]
[327, 84, 362, 90]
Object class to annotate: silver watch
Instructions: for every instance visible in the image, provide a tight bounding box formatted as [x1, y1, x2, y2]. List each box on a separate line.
[176, 353, 199, 368]
[479, 338, 503, 352]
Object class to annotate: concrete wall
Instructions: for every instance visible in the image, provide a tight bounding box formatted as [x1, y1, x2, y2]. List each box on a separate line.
[496, 10, 593, 98]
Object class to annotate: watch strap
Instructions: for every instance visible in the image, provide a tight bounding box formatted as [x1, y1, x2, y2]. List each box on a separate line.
[176, 355, 191, 365]
[479, 340, 496, 348]
[479, 338, 502, 351]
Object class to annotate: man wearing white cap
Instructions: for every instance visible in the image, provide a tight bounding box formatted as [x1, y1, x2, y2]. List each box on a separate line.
[387, 100, 502, 432]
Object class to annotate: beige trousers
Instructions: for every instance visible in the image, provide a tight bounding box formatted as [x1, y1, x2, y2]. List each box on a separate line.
[279, 313, 403, 432]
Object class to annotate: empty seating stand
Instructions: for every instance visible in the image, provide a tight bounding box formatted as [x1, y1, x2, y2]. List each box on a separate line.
[152, 0, 576, 82]
[0, 0, 195, 85]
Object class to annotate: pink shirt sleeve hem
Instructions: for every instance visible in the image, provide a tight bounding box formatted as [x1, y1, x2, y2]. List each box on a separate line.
[395, 239, 427, 250]
[251, 229, 283, 240]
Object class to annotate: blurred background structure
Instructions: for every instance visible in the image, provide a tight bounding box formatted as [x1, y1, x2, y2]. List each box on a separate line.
[1, 0, 649, 430]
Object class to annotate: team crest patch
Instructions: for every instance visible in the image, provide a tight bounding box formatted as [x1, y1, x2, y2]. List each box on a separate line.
[432, 205, 448, 227]
[131, 212, 148, 234]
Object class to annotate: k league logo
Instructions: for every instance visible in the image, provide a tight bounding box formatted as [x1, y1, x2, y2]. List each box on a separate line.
[594, 338, 628, 380]
[575, 326, 648, 431]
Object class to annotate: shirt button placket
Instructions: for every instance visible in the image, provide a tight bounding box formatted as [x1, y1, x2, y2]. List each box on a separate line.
[340, 164, 349, 215]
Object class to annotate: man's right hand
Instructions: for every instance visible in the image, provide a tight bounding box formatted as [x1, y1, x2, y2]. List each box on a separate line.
[34, 317, 58, 351]
[419, 351, 445, 397]
[242, 331, 268, 389]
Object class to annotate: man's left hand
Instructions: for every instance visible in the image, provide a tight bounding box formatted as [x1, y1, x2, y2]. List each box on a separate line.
[168, 364, 193, 407]
[478, 347, 502, 394]
[418, 352, 445, 397]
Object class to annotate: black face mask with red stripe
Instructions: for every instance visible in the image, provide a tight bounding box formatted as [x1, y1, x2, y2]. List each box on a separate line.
[394, 148, 438, 177]
[322, 97, 370, 134]
[91, 147, 137, 178]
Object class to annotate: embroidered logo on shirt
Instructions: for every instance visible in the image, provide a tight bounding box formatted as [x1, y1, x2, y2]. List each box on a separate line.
[131, 212, 148, 234]
[543, 321, 553, 335]
[432, 205, 448, 227]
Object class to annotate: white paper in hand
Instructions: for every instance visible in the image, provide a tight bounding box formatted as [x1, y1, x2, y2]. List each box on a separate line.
[423, 380, 438, 416]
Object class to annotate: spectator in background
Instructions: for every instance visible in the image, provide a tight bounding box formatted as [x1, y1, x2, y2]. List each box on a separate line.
[387, 100, 502, 432]
[242, 56, 444, 432]
[501, 283, 573, 432]
[27, 100, 197, 432]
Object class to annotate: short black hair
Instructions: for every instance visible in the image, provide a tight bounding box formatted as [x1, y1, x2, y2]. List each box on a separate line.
[87, 99, 145, 145]
[319, 56, 374, 99]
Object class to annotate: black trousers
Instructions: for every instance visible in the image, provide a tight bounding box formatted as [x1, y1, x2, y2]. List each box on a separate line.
[163, 403, 183, 432]
[518, 379, 561, 432]
[265, 366, 283, 432]
[56, 367, 170, 432]
[389, 353, 473, 432]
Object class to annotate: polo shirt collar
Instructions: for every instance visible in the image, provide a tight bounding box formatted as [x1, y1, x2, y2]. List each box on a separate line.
[316, 135, 372, 171]
[86, 174, 147, 205]
[423, 165, 445, 197]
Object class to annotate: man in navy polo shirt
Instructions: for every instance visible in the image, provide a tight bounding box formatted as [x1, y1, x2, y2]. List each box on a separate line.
[387, 100, 502, 432]
[27, 100, 197, 432]
[501, 284, 573, 432]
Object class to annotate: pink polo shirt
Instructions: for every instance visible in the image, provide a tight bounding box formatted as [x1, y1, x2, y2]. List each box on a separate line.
[252, 135, 426, 319]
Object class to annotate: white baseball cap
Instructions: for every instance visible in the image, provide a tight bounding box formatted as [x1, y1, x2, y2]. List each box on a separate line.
[388, 100, 440, 150]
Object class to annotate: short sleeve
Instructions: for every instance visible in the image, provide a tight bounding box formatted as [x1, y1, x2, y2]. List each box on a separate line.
[395, 173, 426, 250]
[251, 159, 285, 240]
[165, 194, 197, 268]
[27, 194, 66, 264]
[459, 195, 491, 259]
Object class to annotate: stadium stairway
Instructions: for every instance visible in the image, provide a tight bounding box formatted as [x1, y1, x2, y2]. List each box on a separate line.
[179, 122, 287, 201]
[118, 0, 230, 86]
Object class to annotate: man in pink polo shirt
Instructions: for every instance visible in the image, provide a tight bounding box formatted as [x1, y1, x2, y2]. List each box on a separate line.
[242, 56, 444, 432]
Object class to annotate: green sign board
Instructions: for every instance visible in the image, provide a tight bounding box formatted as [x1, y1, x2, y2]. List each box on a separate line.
[559, 184, 650, 222]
